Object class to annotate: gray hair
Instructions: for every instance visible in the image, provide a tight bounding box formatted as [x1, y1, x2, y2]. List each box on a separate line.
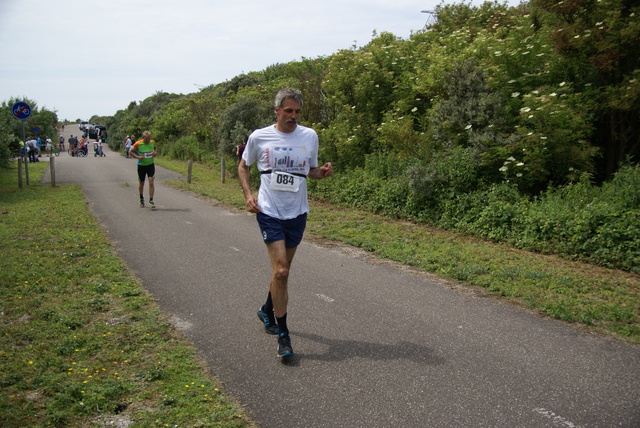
[274, 88, 303, 108]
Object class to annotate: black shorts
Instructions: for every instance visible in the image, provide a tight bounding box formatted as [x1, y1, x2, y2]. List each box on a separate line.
[137, 164, 155, 182]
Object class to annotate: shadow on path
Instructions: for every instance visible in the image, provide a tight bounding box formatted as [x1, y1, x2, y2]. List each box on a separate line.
[287, 331, 446, 366]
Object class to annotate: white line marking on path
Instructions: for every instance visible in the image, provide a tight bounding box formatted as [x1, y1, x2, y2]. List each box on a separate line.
[316, 294, 335, 303]
[230, 247, 240, 252]
[533, 408, 583, 428]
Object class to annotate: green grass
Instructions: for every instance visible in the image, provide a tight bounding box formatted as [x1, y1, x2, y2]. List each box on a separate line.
[157, 157, 640, 344]
[0, 161, 254, 427]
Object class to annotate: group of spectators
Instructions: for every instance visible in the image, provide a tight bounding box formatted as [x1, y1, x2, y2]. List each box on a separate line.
[66, 135, 89, 157]
[20, 136, 54, 162]
[124, 135, 136, 158]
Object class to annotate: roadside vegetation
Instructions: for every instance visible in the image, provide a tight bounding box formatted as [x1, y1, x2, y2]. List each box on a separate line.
[0, 163, 254, 427]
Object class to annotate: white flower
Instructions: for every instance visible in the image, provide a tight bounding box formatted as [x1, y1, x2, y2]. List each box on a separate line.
[411, 107, 418, 113]
[559, 82, 566, 86]
[516, 173, 523, 177]
[465, 124, 472, 130]
[511, 92, 521, 97]
[507, 156, 516, 162]
[520, 107, 531, 113]
[499, 166, 508, 172]
[516, 162, 524, 167]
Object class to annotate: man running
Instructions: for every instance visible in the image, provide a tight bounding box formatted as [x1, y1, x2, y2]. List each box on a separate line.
[238, 88, 333, 359]
[129, 131, 157, 209]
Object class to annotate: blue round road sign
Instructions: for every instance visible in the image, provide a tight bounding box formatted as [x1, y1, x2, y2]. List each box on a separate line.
[12, 102, 31, 120]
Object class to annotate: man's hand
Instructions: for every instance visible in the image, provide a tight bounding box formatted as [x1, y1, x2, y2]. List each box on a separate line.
[309, 162, 333, 179]
[245, 194, 260, 213]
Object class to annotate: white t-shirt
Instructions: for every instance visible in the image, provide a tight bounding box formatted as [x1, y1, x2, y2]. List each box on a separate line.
[243, 124, 319, 220]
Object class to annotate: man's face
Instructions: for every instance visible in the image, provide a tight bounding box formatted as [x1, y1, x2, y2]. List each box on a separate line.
[275, 98, 302, 133]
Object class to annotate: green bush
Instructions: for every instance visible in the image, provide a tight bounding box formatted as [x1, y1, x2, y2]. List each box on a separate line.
[311, 164, 640, 272]
[168, 135, 210, 162]
[519, 165, 640, 271]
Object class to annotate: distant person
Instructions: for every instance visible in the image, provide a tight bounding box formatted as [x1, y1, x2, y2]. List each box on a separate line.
[68, 135, 77, 155]
[238, 88, 333, 359]
[129, 131, 157, 209]
[125, 136, 133, 158]
[96, 139, 106, 157]
[78, 135, 88, 156]
[235, 136, 247, 164]
[45, 136, 52, 156]
[58, 135, 65, 151]
[27, 139, 38, 162]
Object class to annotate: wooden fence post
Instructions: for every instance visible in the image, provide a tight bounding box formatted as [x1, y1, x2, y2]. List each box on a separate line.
[18, 157, 23, 189]
[187, 159, 193, 183]
[50, 156, 56, 187]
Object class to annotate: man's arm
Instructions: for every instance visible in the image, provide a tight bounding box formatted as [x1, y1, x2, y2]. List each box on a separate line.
[128, 144, 142, 160]
[238, 159, 260, 213]
[307, 162, 333, 180]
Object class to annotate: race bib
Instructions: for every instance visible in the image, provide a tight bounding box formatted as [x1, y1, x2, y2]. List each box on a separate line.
[143, 152, 154, 158]
[269, 171, 302, 192]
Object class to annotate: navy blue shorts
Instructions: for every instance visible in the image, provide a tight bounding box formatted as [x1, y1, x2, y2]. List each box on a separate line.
[256, 212, 307, 248]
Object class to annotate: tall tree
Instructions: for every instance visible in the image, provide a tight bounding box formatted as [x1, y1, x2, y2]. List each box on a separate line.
[533, 0, 640, 179]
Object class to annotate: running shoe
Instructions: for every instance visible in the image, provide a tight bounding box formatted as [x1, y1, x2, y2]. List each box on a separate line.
[139, 199, 144, 208]
[277, 333, 293, 358]
[257, 309, 279, 335]
[149, 200, 156, 210]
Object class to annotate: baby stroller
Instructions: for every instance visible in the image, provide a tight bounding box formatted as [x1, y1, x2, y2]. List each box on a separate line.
[94, 144, 106, 157]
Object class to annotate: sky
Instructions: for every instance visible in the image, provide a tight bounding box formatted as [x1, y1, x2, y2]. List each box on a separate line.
[0, 0, 517, 122]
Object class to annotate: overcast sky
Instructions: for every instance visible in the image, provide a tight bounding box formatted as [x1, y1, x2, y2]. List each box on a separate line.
[0, 0, 517, 122]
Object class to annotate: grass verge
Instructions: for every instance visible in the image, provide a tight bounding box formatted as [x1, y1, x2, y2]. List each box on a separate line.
[158, 157, 640, 344]
[0, 161, 254, 427]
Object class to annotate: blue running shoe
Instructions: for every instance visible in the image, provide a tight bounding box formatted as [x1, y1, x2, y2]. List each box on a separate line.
[257, 309, 279, 335]
[277, 333, 293, 358]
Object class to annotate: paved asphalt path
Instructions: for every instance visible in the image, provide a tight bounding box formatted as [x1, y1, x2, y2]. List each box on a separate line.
[41, 125, 639, 427]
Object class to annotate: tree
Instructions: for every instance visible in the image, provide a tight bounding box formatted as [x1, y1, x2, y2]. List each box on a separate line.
[532, 0, 640, 179]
